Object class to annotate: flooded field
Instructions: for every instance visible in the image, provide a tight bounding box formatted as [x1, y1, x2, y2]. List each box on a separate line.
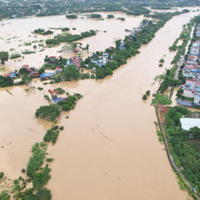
[0, 10, 199, 200]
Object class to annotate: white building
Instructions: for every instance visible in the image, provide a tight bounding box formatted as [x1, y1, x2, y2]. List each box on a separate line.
[180, 118, 200, 130]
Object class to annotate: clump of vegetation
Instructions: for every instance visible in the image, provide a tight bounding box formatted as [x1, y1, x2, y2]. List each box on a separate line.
[142, 94, 147, 100]
[0, 172, 4, 179]
[33, 164, 51, 190]
[31, 143, 39, 152]
[22, 51, 35, 55]
[0, 190, 10, 200]
[159, 59, 164, 63]
[33, 29, 53, 35]
[35, 104, 62, 122]
[22, 169, 25, 173]
[55, 88, 65, 94]
[0, 75, 13, 87]
[146, 90, 150, 95]
[90, 14, 102, 18]
[107, 14, 114, 18]
[43, 127, 59, 144]
[0, 51, 9, 64]
[169, 43, 177, 51]
[117, 17, 125, 21]
[66, 14, 77, 19]
[62, 27, 70, 31]
[46, 158, 54, 162]
[10, 53, 21, 59]
[59, 126, 64, 130]
[152, 94, 172, 105]
[44, 95, 50, 101]
[38, 87, 43, 91]
[27, 147, 46, 178]
[72, 27, 76, 30]
[159, 64, 163, 67]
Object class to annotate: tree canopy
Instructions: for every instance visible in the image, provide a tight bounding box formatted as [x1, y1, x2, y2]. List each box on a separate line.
[0, 51, 9, 64]
[35, 104, 62, 122]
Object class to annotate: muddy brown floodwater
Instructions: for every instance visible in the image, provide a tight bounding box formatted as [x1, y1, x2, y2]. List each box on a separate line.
[0, 10, 199, 200]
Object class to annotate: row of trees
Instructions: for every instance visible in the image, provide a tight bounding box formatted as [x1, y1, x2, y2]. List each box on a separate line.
[45, 31, 96, 45]
[165, 106, 200, 193]
[33, 29, 53, 35]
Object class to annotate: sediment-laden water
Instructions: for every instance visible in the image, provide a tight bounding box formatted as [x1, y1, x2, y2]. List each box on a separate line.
[0, 10, 199, 200]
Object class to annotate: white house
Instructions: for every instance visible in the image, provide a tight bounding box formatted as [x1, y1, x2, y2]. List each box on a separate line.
[180, 118, 200, 130]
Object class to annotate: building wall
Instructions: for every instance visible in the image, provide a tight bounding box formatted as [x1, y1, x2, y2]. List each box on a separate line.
[194, 96, 200, 105]
[183, 89, 194, 98]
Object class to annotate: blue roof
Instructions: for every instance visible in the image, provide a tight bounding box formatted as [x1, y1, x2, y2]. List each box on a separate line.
[52, 97, 63, 104]
[10, 74, 16, 78]
[40, 73, 50, 78]
[49, 72, 56, 75]
[189, 53, 200, 56]
[177, 99, 193, 107]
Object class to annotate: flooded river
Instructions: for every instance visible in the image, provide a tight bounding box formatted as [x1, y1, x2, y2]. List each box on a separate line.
[0, 10, 199, 200]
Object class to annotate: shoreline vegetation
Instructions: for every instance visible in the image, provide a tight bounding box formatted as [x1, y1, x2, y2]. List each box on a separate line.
[0, 5, 196, 200]
[152, 16, 200, 199]
[45, 30, 96, 46]
[0, 89, 83, 199]
[0, 10, 190, 88]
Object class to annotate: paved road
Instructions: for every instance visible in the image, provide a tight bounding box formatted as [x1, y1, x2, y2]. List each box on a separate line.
[174, 56, 184, 80]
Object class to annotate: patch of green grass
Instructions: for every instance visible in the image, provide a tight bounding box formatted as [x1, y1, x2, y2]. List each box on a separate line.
[152, 94, 172, 105]
[22, 51, 35, 55]
[192, 143, 200, 152]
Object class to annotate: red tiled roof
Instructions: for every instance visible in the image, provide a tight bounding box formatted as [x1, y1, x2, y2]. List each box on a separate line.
[48, 89, 56, 94]
[4, 74, 10, 77]
[184, 88, 190, 91]
[22, 65, 29, 68]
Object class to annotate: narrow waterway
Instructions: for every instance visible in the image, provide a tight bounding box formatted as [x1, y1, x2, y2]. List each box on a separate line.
[0, 10, 199, 200]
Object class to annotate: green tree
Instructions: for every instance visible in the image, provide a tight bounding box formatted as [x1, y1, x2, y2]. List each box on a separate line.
[22, 74, 32, 85]
[159, 59, 164, 63]
[38, 68, 45, 74]
[86, 44, 89, 52]
[19, 68, 28, 75]
[146, 90, 150, 95]
[62, 104, 70, 111]
[63, 65, 79, 80]
[0, 51, 9, 64]
[190, 126, 200, 140]
[36, 188, 52, 200]
[35, 104, 61, 122]
[105, 67, 113, 75]
[142, 94, 147, 100]
[0, 190, 10, 200]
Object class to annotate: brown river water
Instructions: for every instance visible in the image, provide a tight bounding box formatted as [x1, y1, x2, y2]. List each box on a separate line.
[0, 10, 199, 200]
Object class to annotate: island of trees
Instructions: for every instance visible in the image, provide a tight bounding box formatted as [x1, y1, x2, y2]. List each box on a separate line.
[33, 29, 53, 35]
[66, 14, 77, 19]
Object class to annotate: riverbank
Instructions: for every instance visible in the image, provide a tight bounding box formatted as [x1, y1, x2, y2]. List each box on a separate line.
[153, 16, 200, 199]
[0, 10, 199, 200]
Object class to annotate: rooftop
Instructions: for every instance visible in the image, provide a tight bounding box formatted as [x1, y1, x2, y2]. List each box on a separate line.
[180, 118, 200, 131]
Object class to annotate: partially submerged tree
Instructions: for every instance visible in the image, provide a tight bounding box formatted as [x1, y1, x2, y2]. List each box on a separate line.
[0, 51, 9, 64]
[22, 74, 32, 85]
